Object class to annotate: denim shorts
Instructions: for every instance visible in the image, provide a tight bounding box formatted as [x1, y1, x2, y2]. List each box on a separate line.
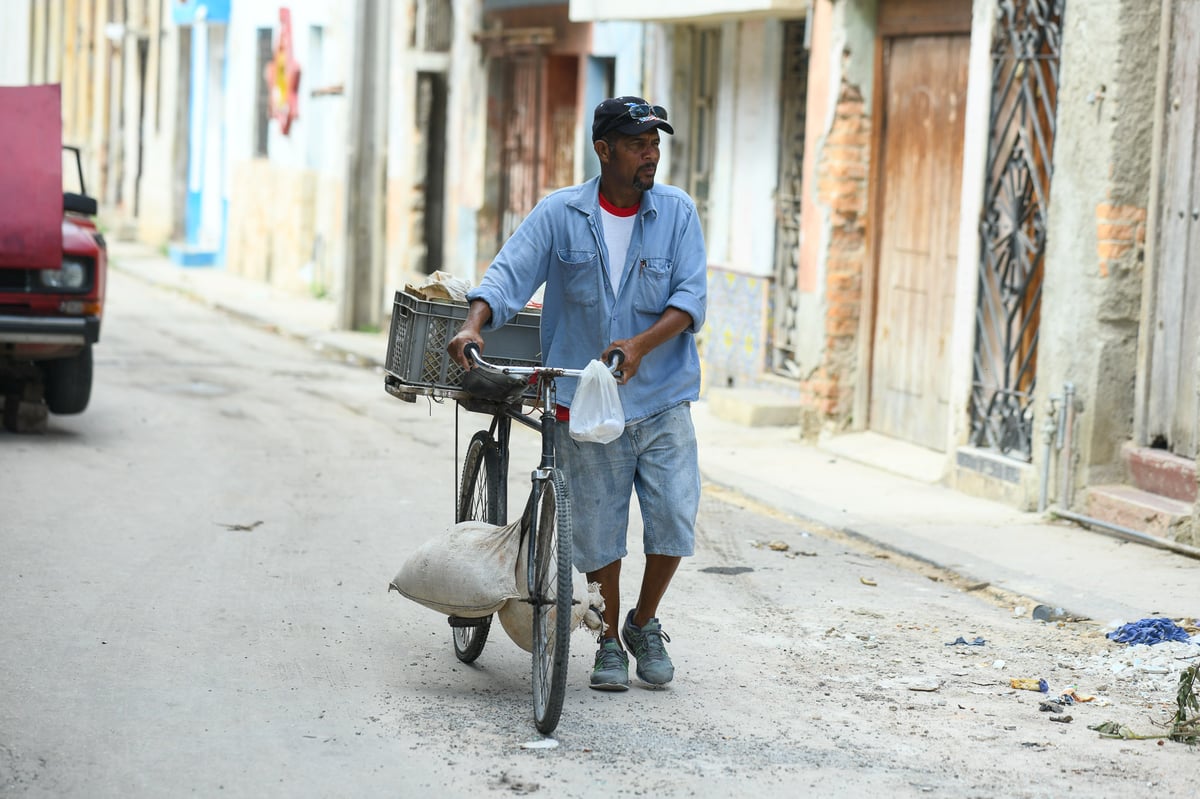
[554, 402, 700, 573]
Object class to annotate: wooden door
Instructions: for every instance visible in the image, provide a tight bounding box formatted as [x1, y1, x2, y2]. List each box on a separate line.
[1148, 0, 1200, 458]
[869, 34, 969, 450]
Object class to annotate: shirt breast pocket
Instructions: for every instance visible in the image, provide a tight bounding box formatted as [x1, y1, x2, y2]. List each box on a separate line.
[556, 249, 600, 307]
[634, 258, 673, 314]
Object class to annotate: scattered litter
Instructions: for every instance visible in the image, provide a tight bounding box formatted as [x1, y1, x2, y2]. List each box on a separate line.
[992, 660, 1006, 670]
[907, 679, 942, 692]
[1049, 714, 1073, 724]
[520, 738, 559, 750]
[860, 577, 877, 587]
[1039, 701, 1065, 713]
[945, 636, 986, 647]
[1010, 678, 1049, 693]
[1106, 618, 1192, 646]
[1060, 687, 1096, 704]
[1089, 721, 1151, 740]
[216, 520, 263, 532]
[1032, 605, 1073, 622]
[768, 541, 789, 552]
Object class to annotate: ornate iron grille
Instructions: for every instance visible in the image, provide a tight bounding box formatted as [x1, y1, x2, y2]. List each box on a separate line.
[968, 0, 1065, 460]
[771, 20, 810, 379]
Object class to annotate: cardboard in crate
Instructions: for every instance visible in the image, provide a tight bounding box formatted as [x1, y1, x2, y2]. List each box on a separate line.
[385, 290, 541, 392]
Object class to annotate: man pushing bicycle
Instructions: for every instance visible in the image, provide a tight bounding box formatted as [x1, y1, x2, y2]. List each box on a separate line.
[449, 96, 707, 691]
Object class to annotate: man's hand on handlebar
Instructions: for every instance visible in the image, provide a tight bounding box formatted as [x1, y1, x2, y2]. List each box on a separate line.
[603, 340, 639, 385]
[448, 299, 495, 369]
[449, 329, 485, 369]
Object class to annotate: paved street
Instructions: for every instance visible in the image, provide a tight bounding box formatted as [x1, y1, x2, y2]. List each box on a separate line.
[1, 271, 1197, 798]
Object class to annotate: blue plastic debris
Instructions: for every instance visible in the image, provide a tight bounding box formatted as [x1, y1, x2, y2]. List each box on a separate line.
[1105, 617, 1192, 646]
[945, 636, 987, 646]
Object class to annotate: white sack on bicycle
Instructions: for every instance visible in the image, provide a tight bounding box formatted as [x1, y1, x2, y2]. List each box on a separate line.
[497, 544, 605, 652]
[569, 359, 624, 444]
[389, 519, 520, 617]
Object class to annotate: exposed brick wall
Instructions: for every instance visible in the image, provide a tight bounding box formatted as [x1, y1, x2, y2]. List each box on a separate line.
[1095, 201, 1146, 277]
[802, 81, 870, 424]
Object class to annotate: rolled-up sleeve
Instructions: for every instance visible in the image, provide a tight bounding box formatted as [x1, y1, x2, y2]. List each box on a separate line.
[467, 202, 553, 331]
[665, 201, 707, 332]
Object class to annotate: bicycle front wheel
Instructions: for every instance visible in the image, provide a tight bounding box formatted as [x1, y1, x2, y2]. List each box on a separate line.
[530, 468, 573, 734]
[452, 430, 504, 663]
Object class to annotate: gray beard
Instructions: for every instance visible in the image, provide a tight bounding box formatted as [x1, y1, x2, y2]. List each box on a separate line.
[632, 175, 654, 192]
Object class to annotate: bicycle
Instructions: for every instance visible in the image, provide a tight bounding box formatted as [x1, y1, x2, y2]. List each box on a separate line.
[449, 343, 622, 734]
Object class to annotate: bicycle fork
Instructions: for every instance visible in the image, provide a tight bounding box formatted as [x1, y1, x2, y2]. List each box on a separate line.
[523, 374, 559, 603]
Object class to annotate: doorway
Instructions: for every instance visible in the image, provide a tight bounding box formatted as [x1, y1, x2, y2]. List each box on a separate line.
[868, 24, 970, 450]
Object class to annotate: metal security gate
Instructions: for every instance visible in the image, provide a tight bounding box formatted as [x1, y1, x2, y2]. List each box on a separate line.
[968, 0, 1065, 460]
[771, 20, 810, 379]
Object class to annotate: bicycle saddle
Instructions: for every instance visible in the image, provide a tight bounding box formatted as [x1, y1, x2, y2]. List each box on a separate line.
[460, 365, 527, 404]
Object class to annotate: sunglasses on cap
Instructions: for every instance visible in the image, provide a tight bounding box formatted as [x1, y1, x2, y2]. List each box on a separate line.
[597, 102, 669, 139]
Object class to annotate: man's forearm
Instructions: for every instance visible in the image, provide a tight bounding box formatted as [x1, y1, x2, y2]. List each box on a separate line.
[629, 307, 693, 354]
[459, 298, 493, 334]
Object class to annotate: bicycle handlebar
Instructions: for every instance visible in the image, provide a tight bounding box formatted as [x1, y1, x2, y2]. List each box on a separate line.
[463, 342, 624, 378]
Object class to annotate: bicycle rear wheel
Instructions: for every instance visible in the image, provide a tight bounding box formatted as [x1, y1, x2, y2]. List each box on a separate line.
[452, 430, 503, 663]
[530, 468, 573, 734]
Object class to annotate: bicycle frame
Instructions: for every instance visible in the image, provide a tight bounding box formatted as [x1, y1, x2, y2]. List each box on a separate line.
[454, 345, 621, 734]
[461, 346, 621, 600]
[465, 360, 572, 601]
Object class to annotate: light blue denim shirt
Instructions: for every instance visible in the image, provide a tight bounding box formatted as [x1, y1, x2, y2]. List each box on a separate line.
[467, 176, 707, 422]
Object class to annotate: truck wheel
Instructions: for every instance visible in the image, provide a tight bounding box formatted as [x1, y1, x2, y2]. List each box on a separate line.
[43, 345, 93, 414]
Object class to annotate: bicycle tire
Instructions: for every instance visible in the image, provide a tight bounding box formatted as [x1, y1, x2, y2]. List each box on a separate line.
[530, 468, 573, 734]
[452, 431, 503, 663]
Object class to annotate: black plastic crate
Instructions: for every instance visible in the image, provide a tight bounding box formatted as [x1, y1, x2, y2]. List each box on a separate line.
[384, 290, 541, 393]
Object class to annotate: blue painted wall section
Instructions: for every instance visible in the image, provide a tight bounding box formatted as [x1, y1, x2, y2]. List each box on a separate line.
[699, 266, 800, 399]
[172, 0, 231, 24]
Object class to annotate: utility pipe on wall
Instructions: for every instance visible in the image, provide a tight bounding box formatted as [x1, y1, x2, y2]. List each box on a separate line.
[1059, 382, 1076, 510]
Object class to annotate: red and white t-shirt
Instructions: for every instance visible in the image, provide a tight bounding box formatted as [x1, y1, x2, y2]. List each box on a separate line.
[599, 192, 639, 296]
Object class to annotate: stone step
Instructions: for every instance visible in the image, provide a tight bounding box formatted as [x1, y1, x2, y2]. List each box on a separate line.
[1084, 483, 1193, 541]
[705, 387, 800, 427]
[1122, 443, 1197, 503]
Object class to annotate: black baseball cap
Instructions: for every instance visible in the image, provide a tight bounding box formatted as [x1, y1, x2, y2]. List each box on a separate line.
[592, 96, 674, 142]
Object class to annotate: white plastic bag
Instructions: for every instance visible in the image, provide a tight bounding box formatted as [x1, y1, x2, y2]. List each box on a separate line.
[388, 519, 521, 617]
[569, 359, 624, 443]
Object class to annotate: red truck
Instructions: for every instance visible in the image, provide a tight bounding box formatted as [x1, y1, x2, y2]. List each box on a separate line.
[0, 84, 107, 432]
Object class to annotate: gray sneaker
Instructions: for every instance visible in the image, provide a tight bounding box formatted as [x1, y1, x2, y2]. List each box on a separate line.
[589, 638, 630, 691]
[620, 610, 674, 685]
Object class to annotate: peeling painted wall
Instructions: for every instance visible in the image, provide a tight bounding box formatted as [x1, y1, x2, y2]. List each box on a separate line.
[793, 0, 876, 382]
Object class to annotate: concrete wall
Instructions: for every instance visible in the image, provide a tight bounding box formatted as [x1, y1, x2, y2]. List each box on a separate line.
[784, 0, 876, 427]
[443, 0, 489, 284]
[711, 19, 783, 277]
[946, 0, 998, 451]
[688, 18, 795, 397]
[222, 1, 349, 298]
[0, 0, 33, 83]
[136, 1, 186, 245]
[1038, 0, 1160, 503]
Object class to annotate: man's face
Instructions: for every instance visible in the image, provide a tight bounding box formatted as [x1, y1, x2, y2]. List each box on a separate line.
[599, 131, 661, 193]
